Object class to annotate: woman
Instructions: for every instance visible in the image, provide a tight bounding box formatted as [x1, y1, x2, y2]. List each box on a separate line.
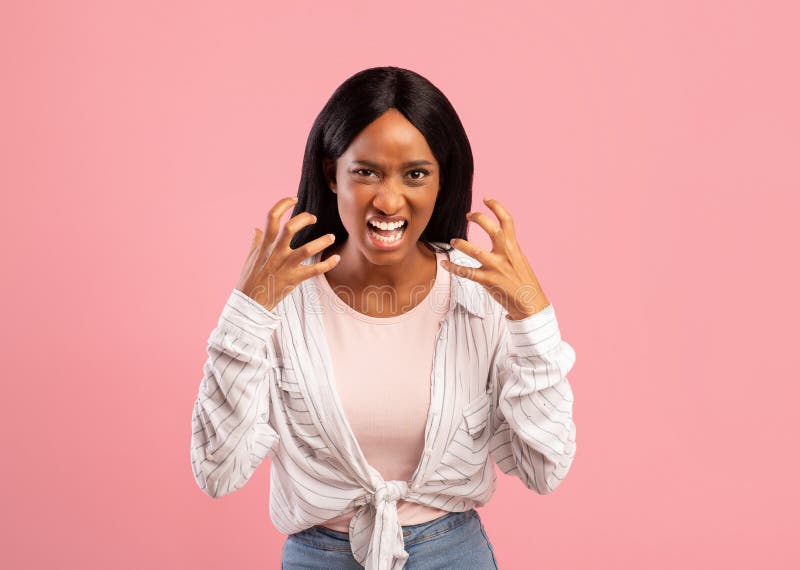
[190, 66, 577, 570]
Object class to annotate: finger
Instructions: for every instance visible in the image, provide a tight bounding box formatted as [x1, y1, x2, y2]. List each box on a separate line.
[482, 197, 516, 237]
[449, 237, 495, 266]
[274, 211, 318, 254]
[247, 227, 261, 257]
[261, 197, 299, 253]
[298, 252, 341, 281]
[242, 227, 262, 268]
[286, 232, 336, 265]
[439, 259, 488, 285]
[465, 212, 507, 254]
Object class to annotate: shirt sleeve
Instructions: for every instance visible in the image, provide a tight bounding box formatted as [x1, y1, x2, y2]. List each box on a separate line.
[488, 302, 578, 494]
[190, 289, 283, 498]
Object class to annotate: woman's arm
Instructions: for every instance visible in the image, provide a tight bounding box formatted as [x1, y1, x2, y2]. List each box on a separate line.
[190, 289, 283, 498]
[488, 302, 578, 494]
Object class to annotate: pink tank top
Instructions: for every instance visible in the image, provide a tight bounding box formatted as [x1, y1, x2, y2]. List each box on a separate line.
[314, 249, 452, 531]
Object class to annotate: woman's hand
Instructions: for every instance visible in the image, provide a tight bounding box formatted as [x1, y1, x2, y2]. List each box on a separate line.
[236, 196, 340, 312]
[440, 197, 550, 320]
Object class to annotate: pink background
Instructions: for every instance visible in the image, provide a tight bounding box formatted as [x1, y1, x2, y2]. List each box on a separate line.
[2, 1, 798, 568]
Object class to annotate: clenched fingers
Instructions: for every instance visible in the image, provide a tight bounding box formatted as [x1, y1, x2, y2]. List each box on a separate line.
[273, 211, 317, 256]
[259, 196, 299, 257]
[297, 251, 341, 281]
[285, 232, 336, 266]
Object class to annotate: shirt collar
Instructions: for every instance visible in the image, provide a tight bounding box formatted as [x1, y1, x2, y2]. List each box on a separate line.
[431, 241, 487, 319]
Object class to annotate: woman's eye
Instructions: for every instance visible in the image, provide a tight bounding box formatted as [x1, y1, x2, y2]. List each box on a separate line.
[353, 168, 429, 181]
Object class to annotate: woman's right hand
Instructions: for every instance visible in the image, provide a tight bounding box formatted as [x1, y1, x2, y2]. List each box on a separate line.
[235, 196, 340, 312]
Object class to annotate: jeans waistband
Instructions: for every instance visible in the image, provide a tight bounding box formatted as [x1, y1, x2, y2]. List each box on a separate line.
[297, 509, 478, 548]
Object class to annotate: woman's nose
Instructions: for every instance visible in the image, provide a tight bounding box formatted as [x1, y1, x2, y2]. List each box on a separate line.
[372, 182, 405, 213]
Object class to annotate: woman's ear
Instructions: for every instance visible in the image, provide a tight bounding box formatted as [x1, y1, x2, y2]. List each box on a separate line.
[322, 157, 337, 194]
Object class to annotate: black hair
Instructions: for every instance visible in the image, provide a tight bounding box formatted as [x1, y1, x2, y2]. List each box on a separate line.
[289, 66, 474, 255]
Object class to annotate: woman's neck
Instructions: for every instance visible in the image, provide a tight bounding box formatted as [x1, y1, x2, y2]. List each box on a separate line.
[323, 239, 435, 291]
[321, 239, 438, 318]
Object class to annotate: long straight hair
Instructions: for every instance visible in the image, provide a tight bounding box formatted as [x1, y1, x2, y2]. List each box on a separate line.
[289, 66, 474, 255]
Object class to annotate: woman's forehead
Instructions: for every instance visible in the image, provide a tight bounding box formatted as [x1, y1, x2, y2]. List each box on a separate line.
[344, 114, 435, 164]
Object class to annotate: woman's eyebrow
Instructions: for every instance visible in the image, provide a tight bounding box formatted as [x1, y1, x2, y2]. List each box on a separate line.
[352, 159, 434, 168]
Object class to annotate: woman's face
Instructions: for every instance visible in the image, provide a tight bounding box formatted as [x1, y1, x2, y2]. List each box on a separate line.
[323, 108, 440, 265]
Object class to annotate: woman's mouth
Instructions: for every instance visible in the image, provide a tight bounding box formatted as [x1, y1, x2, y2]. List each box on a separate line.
[366, 219, 408, 250]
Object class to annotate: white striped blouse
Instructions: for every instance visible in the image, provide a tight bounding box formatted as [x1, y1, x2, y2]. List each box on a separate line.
[190, 241, 578, 570]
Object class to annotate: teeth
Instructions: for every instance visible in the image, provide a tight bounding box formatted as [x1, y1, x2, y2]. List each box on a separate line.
[368, 224, 405, 243]
[368, 219, 406, 230]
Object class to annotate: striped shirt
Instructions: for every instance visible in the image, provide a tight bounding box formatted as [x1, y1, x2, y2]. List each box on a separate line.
[190, 241, 578, 570]
[314, 248, 453, 530]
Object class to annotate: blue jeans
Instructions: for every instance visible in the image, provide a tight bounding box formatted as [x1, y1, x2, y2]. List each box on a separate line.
[281, 508, 499, 569]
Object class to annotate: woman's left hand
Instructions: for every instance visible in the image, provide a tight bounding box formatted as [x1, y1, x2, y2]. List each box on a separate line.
[441, 197, 550, 320]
